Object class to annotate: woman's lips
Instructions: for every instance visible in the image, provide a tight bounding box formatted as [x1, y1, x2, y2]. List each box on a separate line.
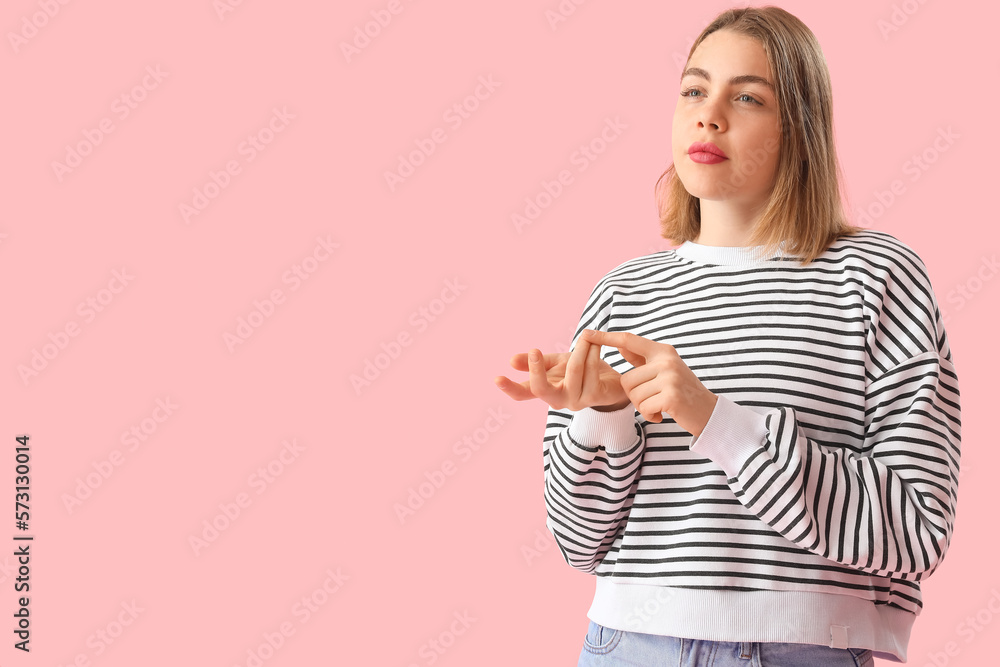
[689, 151, 727, 164]
[688, 141, 728, 164]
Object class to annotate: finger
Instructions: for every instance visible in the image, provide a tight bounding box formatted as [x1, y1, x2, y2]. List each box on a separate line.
[581, 329, 650, 354]
[509, 352, 534, 372]
[582, 329, 649, 367]
[510, 352, 565, 372]
[618, 371, 665, 421]
[635, 397, 664, 423]
[563, 338, 591, 404]
[527, 349, 553, 398]
[625, 378, 661, 410]
[585, 339, 607, 390]
[494, 375, 537, 401]
[619, 363, 659, 392]
[616, 345, 647, 369]
[586, 336, 603, 369]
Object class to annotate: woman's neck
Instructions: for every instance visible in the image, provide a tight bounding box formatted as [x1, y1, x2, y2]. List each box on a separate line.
[695, 200, 762, 246]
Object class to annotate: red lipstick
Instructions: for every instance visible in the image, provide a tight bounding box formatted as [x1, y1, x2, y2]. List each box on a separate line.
[688, 141, 728, 164]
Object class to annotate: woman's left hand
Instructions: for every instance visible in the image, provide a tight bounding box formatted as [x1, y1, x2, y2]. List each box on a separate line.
[580, 329, 718, 437]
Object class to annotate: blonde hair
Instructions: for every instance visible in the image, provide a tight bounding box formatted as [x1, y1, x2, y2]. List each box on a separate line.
[656, 6, 862, 264]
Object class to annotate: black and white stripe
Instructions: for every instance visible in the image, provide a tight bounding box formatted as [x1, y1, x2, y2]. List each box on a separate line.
[542, 229, 961, 615]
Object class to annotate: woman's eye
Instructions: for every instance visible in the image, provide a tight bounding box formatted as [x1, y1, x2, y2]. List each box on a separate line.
[680, 88, 762, 106]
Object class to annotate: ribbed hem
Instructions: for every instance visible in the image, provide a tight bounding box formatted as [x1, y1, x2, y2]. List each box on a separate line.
[567, 406, 639, 453]
[689, 395, 770, 478]
[673, 240, 789, 267]
[588, 578, 912, 662]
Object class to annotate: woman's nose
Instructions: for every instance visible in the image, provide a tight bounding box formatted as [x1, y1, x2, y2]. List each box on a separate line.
[697, 101, 725, 131]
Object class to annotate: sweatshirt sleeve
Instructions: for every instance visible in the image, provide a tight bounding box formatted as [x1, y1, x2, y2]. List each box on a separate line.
[541, 275, 646, 574]
[689, 249, 962, 580]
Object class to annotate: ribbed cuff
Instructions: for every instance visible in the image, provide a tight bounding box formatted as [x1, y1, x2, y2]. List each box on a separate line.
[688, 395, 769, 478]
[568, 405, 639, 453]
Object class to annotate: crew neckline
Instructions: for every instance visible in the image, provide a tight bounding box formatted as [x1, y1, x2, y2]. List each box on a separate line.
[672, 239, 790, 267]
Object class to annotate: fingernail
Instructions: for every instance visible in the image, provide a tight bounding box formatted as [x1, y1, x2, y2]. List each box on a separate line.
[529, 349, 540, 362]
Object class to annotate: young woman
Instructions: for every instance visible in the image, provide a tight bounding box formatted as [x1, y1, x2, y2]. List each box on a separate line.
[494, 6, 961, 666]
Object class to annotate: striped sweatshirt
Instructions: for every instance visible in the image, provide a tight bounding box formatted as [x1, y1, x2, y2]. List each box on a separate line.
[541, 229, 961, 662]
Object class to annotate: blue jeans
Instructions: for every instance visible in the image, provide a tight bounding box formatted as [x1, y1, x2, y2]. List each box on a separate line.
[578, 620, 875, 666]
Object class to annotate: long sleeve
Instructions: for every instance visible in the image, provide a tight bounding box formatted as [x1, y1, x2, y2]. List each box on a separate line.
[543, 406, 644, 573]
[689, 248, 962, 581]
[541, 273, 647, 574]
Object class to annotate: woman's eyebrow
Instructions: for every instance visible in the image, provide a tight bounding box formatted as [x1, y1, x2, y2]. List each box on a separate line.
[681, 67, 774, 90]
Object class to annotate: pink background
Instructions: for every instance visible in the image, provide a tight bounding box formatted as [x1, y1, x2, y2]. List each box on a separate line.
[1, 1, 995, 665]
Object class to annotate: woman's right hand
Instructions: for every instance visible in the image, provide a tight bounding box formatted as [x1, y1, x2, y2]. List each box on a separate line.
[493, 336, 631, 412]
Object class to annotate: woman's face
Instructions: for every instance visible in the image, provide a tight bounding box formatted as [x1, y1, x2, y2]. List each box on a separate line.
[672, 29, 782, 211]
